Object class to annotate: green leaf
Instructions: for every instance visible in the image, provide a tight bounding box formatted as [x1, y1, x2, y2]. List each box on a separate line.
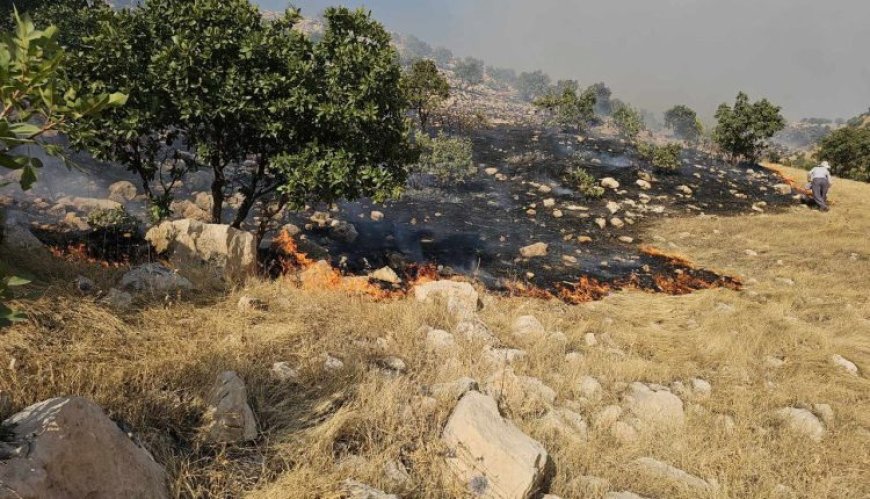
[5, 276, 30, 287]
[20, 164, 37, 190]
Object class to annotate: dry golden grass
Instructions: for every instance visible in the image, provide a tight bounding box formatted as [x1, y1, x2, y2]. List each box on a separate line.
[1, 165, 868, 498]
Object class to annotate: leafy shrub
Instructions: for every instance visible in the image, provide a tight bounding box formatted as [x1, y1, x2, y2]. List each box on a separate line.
[414, 133, 474, 182]
[565, 162, 605, 198]
[87, 207, 141, 233]
[612, 103, 645, 141]
[714, 92, 785, 163]
[0, 272, 30, 327]
[816, 126, 870, 182]
[637, 142, 683, 173]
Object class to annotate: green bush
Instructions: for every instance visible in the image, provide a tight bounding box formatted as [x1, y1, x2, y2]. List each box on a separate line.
[638, 142, 683, 173]
[816, 126, 870, 182]
[612, 103, 645, 142]
[87, 207, 141, 233]
[414, 133, 474, 183]
[564, 162, 605, 198]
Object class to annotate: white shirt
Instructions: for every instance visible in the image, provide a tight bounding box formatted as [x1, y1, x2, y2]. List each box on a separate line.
[808, 166, 831, 183]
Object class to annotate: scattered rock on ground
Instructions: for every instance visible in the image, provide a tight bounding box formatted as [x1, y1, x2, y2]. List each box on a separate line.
[442, 391, 550, 499]
[0, 397, 169, 498]
[512, 315, 546, 338]
[633, 457, 716, 492]
[413, 280, 480, 319]
[370, 266, 401, 284]
[622, 382, 685, 429]
[775, 407, 826, 442]
[341, 479, 398, 499]
[540, 407, 588, 442]
[107, 180, 137, 203]
[202, 371, 258, 443]
[271, 362, 300, 382]
[485, 368, 556, 411]
[120, 263, 193, 293]
[520, 242, 549, 258]
[601, 177, 620, 190]
[100, 288, 133, 309]
[831, 354, 859, 376]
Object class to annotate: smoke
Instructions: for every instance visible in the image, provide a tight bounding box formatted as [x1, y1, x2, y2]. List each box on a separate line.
[278, 0, 870, 121]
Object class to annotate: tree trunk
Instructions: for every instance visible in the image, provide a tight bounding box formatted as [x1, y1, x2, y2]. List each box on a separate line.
[211, 161, 225, 224]
[231, 159, 267, 229]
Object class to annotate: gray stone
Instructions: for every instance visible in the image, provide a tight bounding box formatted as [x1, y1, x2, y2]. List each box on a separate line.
[341, 480, 398, 499]
[775, 407, 826, 442]
[512, 315, 545, 337]
[202, 371, 257, 443]
[442, 392, 550, 499]
[633, 457, 716, 492]
[622, 382, 685, 429]
[120, 264, 193, 293]
[0, 397, 169, 499]
[831, 354, 859, 376]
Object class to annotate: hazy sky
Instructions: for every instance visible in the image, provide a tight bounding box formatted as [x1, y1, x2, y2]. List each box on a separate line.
[257, 0, 870, 120]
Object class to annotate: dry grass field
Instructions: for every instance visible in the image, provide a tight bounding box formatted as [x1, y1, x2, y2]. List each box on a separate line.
[1, 165, 868, 498]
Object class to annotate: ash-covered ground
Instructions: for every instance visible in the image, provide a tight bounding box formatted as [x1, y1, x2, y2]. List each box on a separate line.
[288, 125, 796, 297]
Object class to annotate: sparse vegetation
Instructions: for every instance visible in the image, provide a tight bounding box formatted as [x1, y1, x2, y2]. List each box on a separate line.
[516, 70, 551, 102]
[714, 92, 786, 164]
[413, 132, 474, 183]
[87, 207, 141, 233]
[533, 85, 597, 131]
[638, 142, 683, 173]
[454, 57, 485, 86]
[564, 161, 605, 198]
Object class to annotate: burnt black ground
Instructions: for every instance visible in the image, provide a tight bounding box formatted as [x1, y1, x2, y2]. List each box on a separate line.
[289, 125, 794, 295]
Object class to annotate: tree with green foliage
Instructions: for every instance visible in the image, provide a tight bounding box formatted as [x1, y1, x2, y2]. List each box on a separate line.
[612, 103, 645, 141]
[402, 59, 449, 129]
[713, 92, 785, 164]
[1, 12, 124, 326]
[664, 105, 703, 142]
[516, 70, 550, 102]
[454, 57, 484, 86]
[817, 126, 870, 182]
[564, 159, 604, 198]
[534, 85, 596, 132]
[413, 132, 473, 183]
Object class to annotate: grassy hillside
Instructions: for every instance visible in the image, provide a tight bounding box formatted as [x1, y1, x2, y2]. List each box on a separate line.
[1, 165, 868, 498]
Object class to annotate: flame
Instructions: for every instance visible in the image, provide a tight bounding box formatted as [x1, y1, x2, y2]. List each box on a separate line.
[638, 245, 694, 267]
[48, 243, 130, 268]
[762, 162, 812, 196]
[273, 230, 316, 270]
[556, 276, 613, 304]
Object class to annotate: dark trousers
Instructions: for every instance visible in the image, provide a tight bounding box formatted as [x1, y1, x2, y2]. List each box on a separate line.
[811, 178, 830, 211]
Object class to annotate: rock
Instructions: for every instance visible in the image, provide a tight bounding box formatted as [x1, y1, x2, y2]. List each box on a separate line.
[635, 179, 652, 190]
[609, 217, 625, 229]
[775, 407, 826, 442]
[633, 457, 716, 492]
[455, 320, 497, 343]
[764, 356, 786, 369]
[484, 368, 556, 410]
[485, 167, 499, 175]
[483, 347, 528, 368]
[606, 201, 621, 214]
[605, 493, 648, 499]
[100, 288, 133, 309]
[74, 275, 96, 294]
[107, 181, 137, 203]
[716, 414, 736, 435]
[442, 392, 550, 499]
[595, 218, 607, 229]
[323, 354, 345, 371]
[1, 222, 45, 253]
[202, 371, 258, 443]
[773, 183, 792, 195]
[744, 249, 758, 257]
[812, 404, 834, 426]
[520, 242, 548, 258]
[237, 295, 267, 312]
[611, 421, 638, 443]
[831, 354, 859, 376]
[370, 266, 401, 284]
[542, 198, 556, 208]
[584, 333, 598, 347]
[512, 315, 545, 338]
[330, 221, 358, 243]
[120, 263, 193, 293]
[56, 196, 121, 213]
[413, 281, 480, 319]
[376, 356, 407, 375]
[425, 327, 457, 353]
[370, 210, 385, 221]
[431, 377, 479, 400]
[601, 177, 620, 190]
[540, 408, 588, 442]
[676, 185, 693, 196]
[593, 405, 622, 429]
[552, 209, 563, 218]
[341, 479, 398, 499]
[145, 219, 257, 282]
[690, 378, 712, 399]
[577, 376, 603, 401]
[577, 235, 593, 244]
[617, 236, 633, 244]
[0, 397, 169, 498]
[271, 362, 300, 382]
[622, 382, 685, 429]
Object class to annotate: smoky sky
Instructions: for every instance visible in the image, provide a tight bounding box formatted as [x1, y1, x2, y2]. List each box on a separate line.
[258, 0, 870, 120]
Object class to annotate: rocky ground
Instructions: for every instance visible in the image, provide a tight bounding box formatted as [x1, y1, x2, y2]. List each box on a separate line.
[0, 165, 867, 498]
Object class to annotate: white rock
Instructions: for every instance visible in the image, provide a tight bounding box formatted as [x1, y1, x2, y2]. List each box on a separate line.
[512, 315, 546, 337]
[271, 362, 299, 382]
[611, 421, 638, 442]
[601, 177, 620, 190]
[107, 180, 137, 203]
[577, 376, 603, 400]
[540, 408, 588, 442]
[485, 368, 556, 410]
[341, 479, 398, 499]
[606, 201, 621, 214]
[831, 354, 859, 376]
[775, 407, 826, 442]
[605, 493, 649, 499]
[0, 397, 169, 498]
[584, 333, 598, 346]
[370, 266, 400, 284]
[120, 263, 193, 293]
[676, 185, 693, 196]
[413, 281, 480, 319]
[520, 242, 549, 258]
[370, 211, 385, 221]
[812, 404, 835, 426]
[203, 371, 258, 443]
[483, 347, 528, 367]
[425, 327, 457, 353]
[145, 220, 257, 282]
[324, 354, 345, 371]
[610, 217, 625, 229]
[431, 377, 479, 400]
[594, 405, 622, 429]
[633, 457, 716, 492]
[690, 378, 712, 399]
[635, 179, 652, 190]
[622, 382, 685, 429]
[442, 392, 550, 499]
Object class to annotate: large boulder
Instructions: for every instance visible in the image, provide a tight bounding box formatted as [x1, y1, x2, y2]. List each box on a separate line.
[107, 181, 138, 204]
[0, 397, 169, 499]
[146, 219, 257, 282]
[202, 371, 258, 444]
[442, 391, 550, 499]
[622, 382, 685, 429]
[413, 280, 480, 319]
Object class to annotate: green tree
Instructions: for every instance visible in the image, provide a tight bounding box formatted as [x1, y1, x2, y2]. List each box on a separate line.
[612, 103, 645, 141]
[402, 59, 449, 129]
[664, 104, 702, 142]
[454, 57, 484, 86]
[714, 92, 785, 164]
[534, 85, 596, 131]
[413, 132, 473, 183]
[637, 142, 683, 173]
[1, 12, 124, 326]
[516, 70, 550, 102]
[817, 126, 870, 182]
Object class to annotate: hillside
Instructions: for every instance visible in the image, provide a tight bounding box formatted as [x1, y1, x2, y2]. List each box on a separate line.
[1, 166, 867, 498]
